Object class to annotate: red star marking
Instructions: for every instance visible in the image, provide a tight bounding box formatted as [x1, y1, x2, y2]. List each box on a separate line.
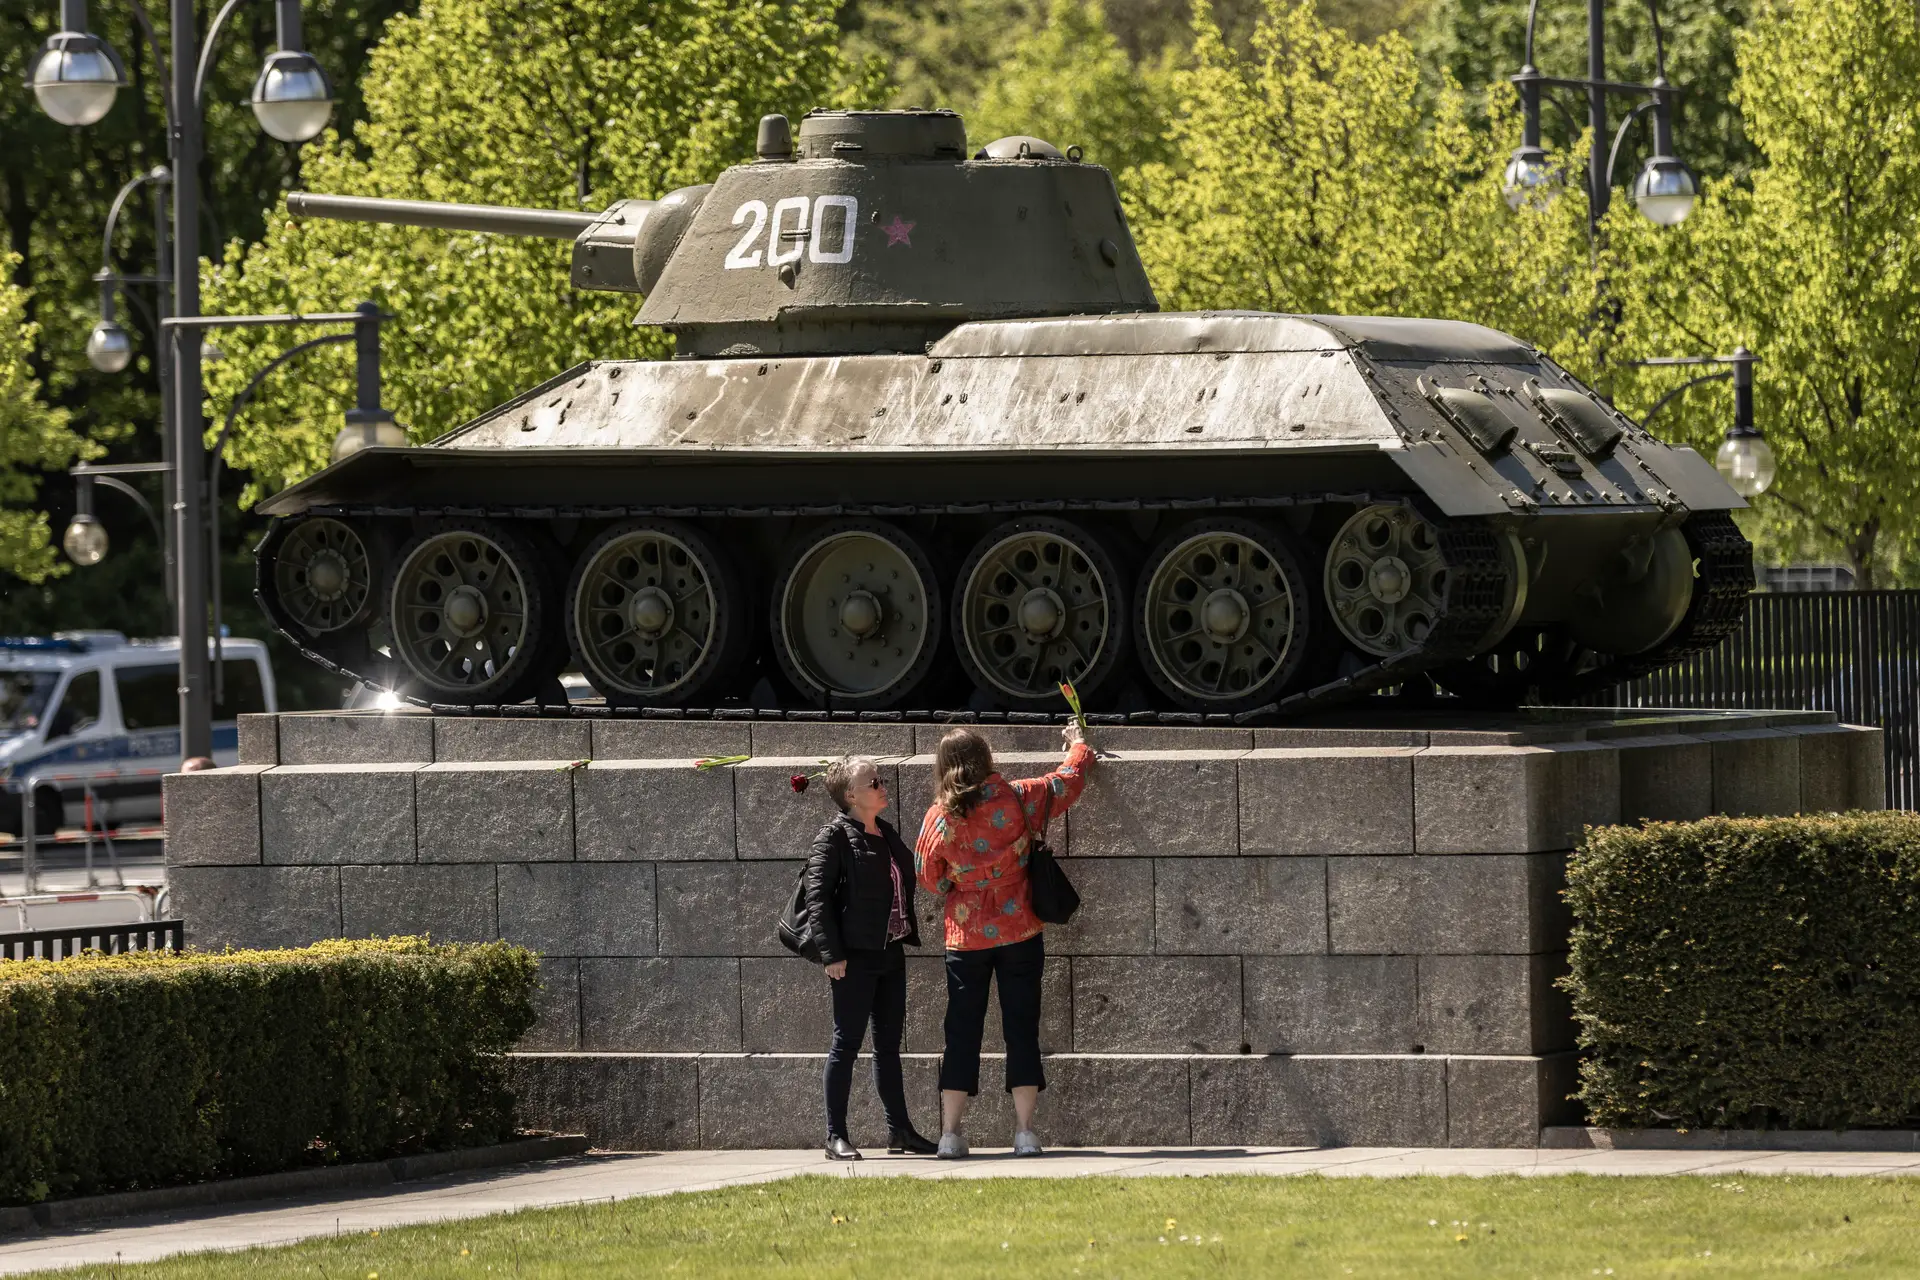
[882, 215, 915, 247]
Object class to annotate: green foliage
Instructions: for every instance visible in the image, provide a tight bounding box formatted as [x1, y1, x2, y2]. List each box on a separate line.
[0, 0, 410, 644]
[1565, 812, 1920, 1131]
[1607, 0, 1920, 587]
[1123, 0, 1598, 369]
[0, 257, 90, 584]
[968, 0, 1172, 172]
[839, 0, 1035, 111]
[1416, 0, 1754, 185]
[0, 937, 537, 1204]
[201, 0, 875, 501]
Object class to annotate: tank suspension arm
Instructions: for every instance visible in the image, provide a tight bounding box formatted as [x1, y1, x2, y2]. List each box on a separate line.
[286, 193, 597, 240]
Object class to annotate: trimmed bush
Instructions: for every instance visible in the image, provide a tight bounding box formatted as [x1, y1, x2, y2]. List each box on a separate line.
[0, 938, 536, 1204]
[1565, 812, 1920, 1130]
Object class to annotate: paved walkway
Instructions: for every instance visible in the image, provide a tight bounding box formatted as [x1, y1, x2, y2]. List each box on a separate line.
[4, 1146, 1918, 1275]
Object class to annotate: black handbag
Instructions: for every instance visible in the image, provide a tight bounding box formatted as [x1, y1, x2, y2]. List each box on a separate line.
[777, 862, 825, 963]
[1023, 787, 1080, 925]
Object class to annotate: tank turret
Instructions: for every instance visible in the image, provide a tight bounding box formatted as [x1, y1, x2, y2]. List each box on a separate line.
[256, 108, 1752, 718]
[290, 109, 1155, 358]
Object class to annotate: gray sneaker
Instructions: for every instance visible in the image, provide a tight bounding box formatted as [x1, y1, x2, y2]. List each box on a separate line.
[936, 1132, 969, 1160]
[1014, 1129, 1043, 1156]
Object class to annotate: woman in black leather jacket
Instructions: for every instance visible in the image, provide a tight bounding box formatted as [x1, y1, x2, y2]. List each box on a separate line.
[804, 755, 938, 1160]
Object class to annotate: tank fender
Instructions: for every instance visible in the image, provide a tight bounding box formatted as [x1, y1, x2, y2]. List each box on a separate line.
[1643, 443, 1747, 513]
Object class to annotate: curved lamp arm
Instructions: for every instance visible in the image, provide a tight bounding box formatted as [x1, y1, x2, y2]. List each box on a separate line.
[91, 473, 167, 546]
[206, 330, 354, 698]
[1640, 367, 1732, 428]
[100, 170, 160, 272]
[1605, 98, 1659, 194]
[117, 0, 173, 131]
[192, 0, 251, 114]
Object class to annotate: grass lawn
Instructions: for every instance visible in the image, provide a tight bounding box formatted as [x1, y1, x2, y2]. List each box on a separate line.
[41, 1173, 1920, 1278]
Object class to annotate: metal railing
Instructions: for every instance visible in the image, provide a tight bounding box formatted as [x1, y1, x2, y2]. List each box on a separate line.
[1578, 590, 1920, 809]
[0, 919, 182, 962]
[3, 774, 129, 893]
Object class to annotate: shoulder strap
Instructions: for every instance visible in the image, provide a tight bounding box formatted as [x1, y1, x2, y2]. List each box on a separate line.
[1021, 780, 1055, 840]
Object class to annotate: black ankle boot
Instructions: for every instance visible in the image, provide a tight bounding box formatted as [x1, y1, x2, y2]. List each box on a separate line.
[825, 1135, 862, 1161]
[887, 1127, 938, 1155]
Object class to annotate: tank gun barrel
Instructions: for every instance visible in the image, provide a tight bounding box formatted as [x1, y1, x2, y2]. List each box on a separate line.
[286, 192, 596, 240]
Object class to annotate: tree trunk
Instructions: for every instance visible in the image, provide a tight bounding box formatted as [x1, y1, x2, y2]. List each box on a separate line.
[1847, 518, 1880, 591]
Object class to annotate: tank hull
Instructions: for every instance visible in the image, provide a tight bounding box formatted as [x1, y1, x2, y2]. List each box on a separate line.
[255, 312, 1752, 716]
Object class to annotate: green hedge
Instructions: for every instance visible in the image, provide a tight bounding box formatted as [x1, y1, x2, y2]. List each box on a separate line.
[1566, 812, 1920, 1131]
[0, 938, 537, 1204]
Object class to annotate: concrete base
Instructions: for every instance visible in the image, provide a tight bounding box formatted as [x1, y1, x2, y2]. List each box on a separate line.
[163, 707, 1884, 1150]
[507, 1050, 1575, 1150]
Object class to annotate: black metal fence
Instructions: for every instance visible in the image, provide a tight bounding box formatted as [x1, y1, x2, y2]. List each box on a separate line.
[1585, 590, 1920, 810]
[0, 920, 184, 962]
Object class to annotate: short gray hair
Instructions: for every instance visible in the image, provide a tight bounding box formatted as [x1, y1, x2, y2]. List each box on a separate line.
[824, 756, 875, 811]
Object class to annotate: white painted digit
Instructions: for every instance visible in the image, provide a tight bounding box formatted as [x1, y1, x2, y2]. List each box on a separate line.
[767, 196, 811, 267]
[724, 200, 768, 269]
[809, 195, 858, 264]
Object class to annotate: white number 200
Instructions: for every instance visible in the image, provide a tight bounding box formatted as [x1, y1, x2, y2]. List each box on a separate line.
[723, 195, 858, 270]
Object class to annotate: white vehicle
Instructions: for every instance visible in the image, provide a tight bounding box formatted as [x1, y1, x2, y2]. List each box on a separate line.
[1, 632, 276, 835]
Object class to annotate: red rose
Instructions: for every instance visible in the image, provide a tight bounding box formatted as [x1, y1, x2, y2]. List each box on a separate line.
[790, 774, 810, 793]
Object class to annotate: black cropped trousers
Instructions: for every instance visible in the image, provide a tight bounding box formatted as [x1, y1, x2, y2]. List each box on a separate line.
[939, 933, 1046, 1095]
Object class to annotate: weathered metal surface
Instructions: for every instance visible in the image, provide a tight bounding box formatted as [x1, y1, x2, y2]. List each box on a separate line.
[253, 106, 1754, 718]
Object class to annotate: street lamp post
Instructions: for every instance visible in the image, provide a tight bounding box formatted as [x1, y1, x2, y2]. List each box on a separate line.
[31, 0, 334, 760]
[1632, 347, 1775, 497]
[1505, 0, 1698, 235]
[66, 305, 398, 701]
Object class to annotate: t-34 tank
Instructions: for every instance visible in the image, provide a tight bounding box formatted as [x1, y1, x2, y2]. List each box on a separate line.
[256, 108, 1753, 717]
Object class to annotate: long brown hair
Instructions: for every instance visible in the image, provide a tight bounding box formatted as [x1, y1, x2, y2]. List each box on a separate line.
[933, 728, 996, 819]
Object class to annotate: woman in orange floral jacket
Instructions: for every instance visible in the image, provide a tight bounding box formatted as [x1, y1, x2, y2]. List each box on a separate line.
[915, 721, 1093, 1158]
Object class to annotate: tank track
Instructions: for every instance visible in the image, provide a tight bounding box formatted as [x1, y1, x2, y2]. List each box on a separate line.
[256, 496, 1730, 726]
[1430, 510, 1754, 707]
[1535, 509, 1755, 701]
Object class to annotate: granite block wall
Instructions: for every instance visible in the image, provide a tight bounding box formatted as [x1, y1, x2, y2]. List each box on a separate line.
[165, 708, 1882, 1148]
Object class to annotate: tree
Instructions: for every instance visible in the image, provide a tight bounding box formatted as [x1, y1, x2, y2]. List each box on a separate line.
[0, 256, 89, 582]
[1608, 0, 1920, 588]
[0, 0, 411, 633]
[202, 0, 876, 501]
[968, 0, 1172, 173]
[1124, 0, 1597, 367]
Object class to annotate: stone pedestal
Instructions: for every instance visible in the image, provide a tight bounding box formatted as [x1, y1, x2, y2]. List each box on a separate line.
[165, 707, 1883, 1149]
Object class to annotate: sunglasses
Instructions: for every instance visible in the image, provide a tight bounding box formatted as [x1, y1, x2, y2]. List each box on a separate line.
[865, 777, 888, 791]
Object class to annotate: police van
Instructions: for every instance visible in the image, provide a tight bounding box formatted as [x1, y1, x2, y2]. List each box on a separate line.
[1, 633, 276, 835]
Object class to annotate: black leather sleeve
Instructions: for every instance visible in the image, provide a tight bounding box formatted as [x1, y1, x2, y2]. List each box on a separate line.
[804, 823, 846, 965]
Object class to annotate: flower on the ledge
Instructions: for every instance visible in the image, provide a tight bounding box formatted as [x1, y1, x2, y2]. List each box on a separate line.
[694, 753, 752, 771]
[791, 774, 810, 793]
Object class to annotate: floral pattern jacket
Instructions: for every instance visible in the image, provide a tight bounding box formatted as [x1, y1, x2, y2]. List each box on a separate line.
[913, 742, 1094, 952]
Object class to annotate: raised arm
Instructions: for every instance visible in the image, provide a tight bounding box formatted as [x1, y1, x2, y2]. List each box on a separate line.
[1016, 740, 1095, 820]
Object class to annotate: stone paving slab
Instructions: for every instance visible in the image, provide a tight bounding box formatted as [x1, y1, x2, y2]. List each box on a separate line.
[2, 1146, 1916, 1274]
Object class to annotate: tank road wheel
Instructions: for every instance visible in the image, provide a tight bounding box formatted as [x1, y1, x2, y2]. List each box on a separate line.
[273, 517, 377, 635]
[952, 518, 1128, 708]
[1324, 505, 1449, 658]
[567, 520, 744, 705]
[774, 519, 941, 709]
[389, 520, 556, 704]
[1135, 518, 1312, 712]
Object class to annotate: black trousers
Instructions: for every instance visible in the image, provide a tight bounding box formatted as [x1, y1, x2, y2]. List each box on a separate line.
[939, 933, 1046, 1095]
[824, 942, 911, 1141]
